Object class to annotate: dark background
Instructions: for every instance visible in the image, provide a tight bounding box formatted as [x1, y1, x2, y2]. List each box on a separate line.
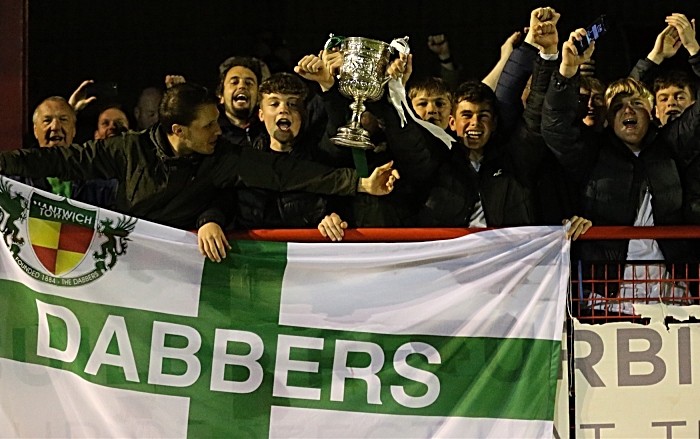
[27, 0, 700, 136]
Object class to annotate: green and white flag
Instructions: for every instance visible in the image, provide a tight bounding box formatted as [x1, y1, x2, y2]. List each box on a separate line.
[0, 177, 570, 438]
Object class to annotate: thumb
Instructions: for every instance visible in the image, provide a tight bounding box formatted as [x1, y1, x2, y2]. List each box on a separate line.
[376, 161, 394, 172]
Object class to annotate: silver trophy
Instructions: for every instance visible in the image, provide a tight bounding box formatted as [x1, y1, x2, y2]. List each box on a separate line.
[330, 35, 410, 149]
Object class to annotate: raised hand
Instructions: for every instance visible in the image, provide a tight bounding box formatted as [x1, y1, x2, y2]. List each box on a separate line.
[322, 50, 344, 78]
[525, 7, 561, 49]
[533, 20, 560, 54]
[358, 161, 400, 196]
[648, 25, 681, 64]
[666, 13, 699, 56]
[560, 29, 595, 78]
[501, 31, 523, 60]
[294, 53, 335, 91]
[68, 80, 97, 112]
[386, 53, 413, 86]
[165, 75, 186, 89]
[428, 34, 451, 61]
[531, 6, 560, 28]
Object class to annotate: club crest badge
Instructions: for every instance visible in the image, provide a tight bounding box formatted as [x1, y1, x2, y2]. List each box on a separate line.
[0, 178, 136, 286]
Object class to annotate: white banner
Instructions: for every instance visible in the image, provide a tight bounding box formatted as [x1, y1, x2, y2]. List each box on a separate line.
[574, 305, 700, 438]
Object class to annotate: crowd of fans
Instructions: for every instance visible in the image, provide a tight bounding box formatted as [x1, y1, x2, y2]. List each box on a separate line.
[1, 8, 699, 309]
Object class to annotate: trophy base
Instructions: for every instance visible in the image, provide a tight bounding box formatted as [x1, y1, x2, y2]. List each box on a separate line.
[330, 127, 375, 150]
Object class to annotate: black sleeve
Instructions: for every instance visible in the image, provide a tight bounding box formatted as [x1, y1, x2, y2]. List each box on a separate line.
[215, 146, 360, 196]
[0, 138, 125, 181]
[523, 56, 558, 134]
[314, 85, 354, 168]
[629, 57, 660, 89]
[495, 43, 539, 135]
[661, 86, 700, 167]
[196, 189, 237, 229]
[541, 71, 599, 183]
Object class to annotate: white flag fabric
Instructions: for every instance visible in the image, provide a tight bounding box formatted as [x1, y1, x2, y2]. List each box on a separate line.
[0, 177, 569, 438]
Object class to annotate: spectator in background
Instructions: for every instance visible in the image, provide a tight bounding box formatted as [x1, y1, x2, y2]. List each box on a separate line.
[17, 96, 116, 208]
[94, 105, 130, 140]
[542, 26, 700, 313]
[630, 13, 700, 126]
[407, 77, 453, 131]
[216, 56, 266, 146]
[579, 76, 607, 132]
[427, 34, 464, 91]
[653, 70, 698, 126]
[134, 87, 163, 130]
[1, 83, 399, 262]
[230, 73, 332, 229]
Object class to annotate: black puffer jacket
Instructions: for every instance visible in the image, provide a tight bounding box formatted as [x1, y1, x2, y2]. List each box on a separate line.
[382, 55, 553, 227]
[217, 106, 266, 148]
[233, 133, 329, 229]
[542, 70, 700, 262]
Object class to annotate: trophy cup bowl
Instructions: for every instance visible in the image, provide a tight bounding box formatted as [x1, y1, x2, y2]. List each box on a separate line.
[331, 36, 409, 149]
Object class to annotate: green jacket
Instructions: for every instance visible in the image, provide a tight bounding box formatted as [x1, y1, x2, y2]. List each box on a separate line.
[0, 125, 360, 229]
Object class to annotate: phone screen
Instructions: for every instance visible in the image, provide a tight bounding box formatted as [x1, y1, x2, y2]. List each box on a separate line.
[576, 16, 607, 54]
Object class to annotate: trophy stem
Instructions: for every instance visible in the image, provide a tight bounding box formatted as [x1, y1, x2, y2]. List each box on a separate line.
[330, 96, 375, 149]
[348, 98, 366, 130]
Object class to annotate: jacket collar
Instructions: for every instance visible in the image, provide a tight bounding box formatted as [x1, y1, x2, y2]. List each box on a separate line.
[150, 124, 201, 164]
[604, 124, 659, 157]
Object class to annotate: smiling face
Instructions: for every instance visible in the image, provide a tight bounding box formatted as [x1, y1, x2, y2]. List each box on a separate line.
[95, 108, 129, 140]
[258, 92, 303, 151]
[175, 104, 222, 156]
[655, 85, 695, 126]
[220, 65, 259, 122]
[608, 93, 652, 151]
[449, 100, 496, 155]
[33, 99, 77, 147]
[410, 91, 452, 130]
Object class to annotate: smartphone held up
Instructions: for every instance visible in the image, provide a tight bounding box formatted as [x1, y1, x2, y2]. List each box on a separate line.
[575, 15, 608, 54]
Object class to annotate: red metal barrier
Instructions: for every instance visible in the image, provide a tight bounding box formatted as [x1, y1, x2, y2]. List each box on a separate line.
[227, 225, 700, 242]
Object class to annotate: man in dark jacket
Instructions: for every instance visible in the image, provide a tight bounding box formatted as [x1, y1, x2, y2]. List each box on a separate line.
[216, 56, 267, 147]
[0, 83, 399, 261]
[542, 29, 700, 311]
[231, 73, 332, 229]
[629, 13, 700, 127]
[377, 11, 560, 229]
[19, 96, 117, 209]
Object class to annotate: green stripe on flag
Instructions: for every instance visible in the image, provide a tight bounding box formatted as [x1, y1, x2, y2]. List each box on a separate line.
[0, 240, 561, 437]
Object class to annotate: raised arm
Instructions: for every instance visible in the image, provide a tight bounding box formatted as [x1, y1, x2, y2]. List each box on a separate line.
[482, 31, 523, 92]
[0, 137, 125, 181]
[630, 25, 681, 87]
[496, 7, 560, 134]
[428, 34, 465, 90]
[667, 13, 700, 77]
[295, 51, 355, 167]
[541, 29, 598, 181]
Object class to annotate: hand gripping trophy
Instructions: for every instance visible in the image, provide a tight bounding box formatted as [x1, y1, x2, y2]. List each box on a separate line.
[327, 34, 410, 149]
